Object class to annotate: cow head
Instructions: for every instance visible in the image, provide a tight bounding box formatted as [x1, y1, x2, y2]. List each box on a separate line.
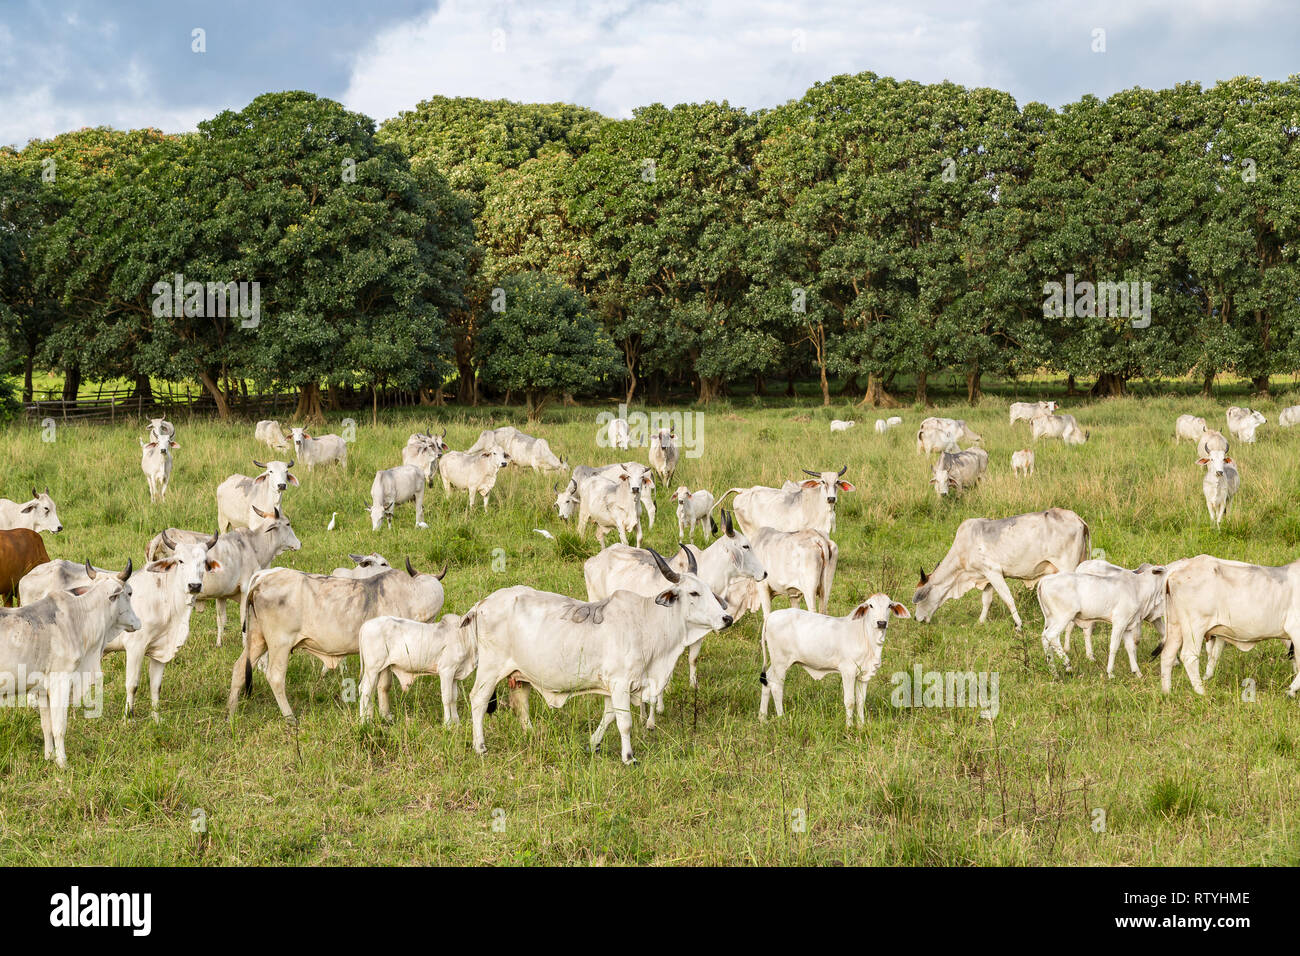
[800, 465, 854, 506]
[76, 560, 141, 633]
[852, 593, 910, 654]
[22, 487, 62, 533]
[252, 506, 302, 555]
[366, 496, 394, 532]
[930, 458, 959, 497]
[147, 529, 220, 599]
[647, 546, 732, 638]
[484, 449, 510, 470]
[351, 552, 391, 571]
[253, 459, 298, 492]
[717, 509, 767, 582]
[911, 566, 950, 624]
[1197, 452, 1234, 478]
[671, 485, 691, 505]
[554, 479, 580, 520]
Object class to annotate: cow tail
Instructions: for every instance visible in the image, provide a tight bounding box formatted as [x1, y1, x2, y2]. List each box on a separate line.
[759, 614, 771, 686]
[712, 488, 744, 513]
[818, 538, 836, 613]
[462, 602, 497, 715]
[1079, 516, 1092, 568]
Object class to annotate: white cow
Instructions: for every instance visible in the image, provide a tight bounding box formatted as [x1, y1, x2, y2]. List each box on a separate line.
[1031, 413, 1088, 445]
[358, 614, 477, 724]
[465, 548, 732, 764]
[607, 418, 631, 449]
[470, 426, 565, 473]
[1198, 450, 1240, 530]
[1174, 414, 1207, 443]
[1011, 449, 1035, 477]
[401, 428, 447, 474]
[1279, 406, 1300, 428]
[566, 462, 657, 528]
[146, 508, 301, 646]
[290, 428, 348, 470]
[830, 420, 856, 432]
[0, 561, 138, 767]
[255, 420, 291, 451]
[759, 594, 909, 726]
[912, 508, 1090, 629]
[331, 553, 392, 578]
[930, 448, 988, 496]
[367, 463, 430, 530]
[438, 448, 511, 511]
[1009, 401, 1057, 425]
[1196, 428, 1229, 459]
[672, 487, 716, 541]
[1055, 558, 1172, 667]
[230, 559, 448, 721]
[0, 488, 63, 534]
[874, 417, 903, 434]
[571, 472, 642, 547]
[216, 460, 298, 533]
[140, 437, 179, 502]
[19, 535, 217, 718]
[915, 419, 962, 454]
[649, 428, 679, 486]
[1037, 564, 1167, 676]
[1226, 406, 1266, 444]
[146, 418, 175, 443]
[717, 466, 853, 538]
[726, 526, 837, 621]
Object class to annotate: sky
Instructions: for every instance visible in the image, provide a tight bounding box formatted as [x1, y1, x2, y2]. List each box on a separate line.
[2, 0, 1297, 148]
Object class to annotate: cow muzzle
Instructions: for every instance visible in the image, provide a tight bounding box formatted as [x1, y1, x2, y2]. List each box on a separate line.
[188, 582, 203, 594]
[721, 614, 734, 628]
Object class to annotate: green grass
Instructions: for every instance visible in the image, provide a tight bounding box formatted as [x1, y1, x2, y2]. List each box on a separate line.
[2, 391, 1300, 865]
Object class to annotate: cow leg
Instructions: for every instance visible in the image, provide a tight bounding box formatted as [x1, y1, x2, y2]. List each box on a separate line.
[839, 665, 857, 728]
[509, 681, 532, 731]
[441, 675, 460, 725]
[610, 682, 636, 764]
[469, 672, 498, 755]
[983, 571, 1022, 629]
[1159, 625, 1181, 694]
[633, 523, 642, 549]
[36, 689, 53, 761]
[617, 526, 628, 546]
[1041, 619, 1071, 673]
[1285, 633, 1300, 696]
[590, 698, 616, 752]
[376, 667, 394, 721]
[481, 491, 490, 513]
[1105, 618, 1126, 679]
[978, 585, 995, 623]
[49, 674, 71, 768]
[1178, 630, 1206, 695]
[358, 666, 378, 723]
[1123, 624, 1142, 677]
[1203, 637, 1224, 680]
[415, 488, 427, 529]
[265, 645, 297, 722]
[215, 597, 228, 647]
[147, 658, 165, 721]
[123, 640, 147, 717]
[686, 640, 703, 690]
[854, 677, 868, 727]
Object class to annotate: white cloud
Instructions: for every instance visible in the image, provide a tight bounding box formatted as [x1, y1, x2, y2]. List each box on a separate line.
[0, 84, 210, 148]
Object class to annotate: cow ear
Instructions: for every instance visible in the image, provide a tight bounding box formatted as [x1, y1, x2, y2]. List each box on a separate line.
[1224, 456, 1233, 464]
[19, 503, 36, 513]
[205, 559, 222, 572]
[146, 559, 175, 573]
[837, 481, 856, 492]
[890, 603, 911, 618]
[67, 586, 90, 596]
[287, 473, 299, 486]
[169, 441, 180, 448]
[655, 589, 679, 607]
[254, 473, 267, 483]
[851, 604, 869, 619]
[1196, 457, 1209, 466]
[800, 479, 819, 489]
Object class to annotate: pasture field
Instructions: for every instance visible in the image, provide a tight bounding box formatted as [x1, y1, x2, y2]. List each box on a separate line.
[3, 391, 1300, 866]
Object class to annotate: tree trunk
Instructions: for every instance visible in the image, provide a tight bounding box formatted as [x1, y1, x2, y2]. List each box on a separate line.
[818, 364, 830, 406]
[372, 385, 379, 427]
[525, 390, 551, 423]
[857, 373, 901, 408]
[294, 382, 324, 424]
[199, 370, 231, 419]
[915, 369, 928, 406]
[966, 368, 982, 406]
[22, 350, 34, 403]
[131, 373, 153, 404]
[1066, 374, 1082, 397]
[1089, 372, 1127, 398]
[61, 364, 81, 401]
[785, 366, 797, 398]
[1251, 374, 1270, 396]
[1201, 371, 1215, 397]
[562, 392, 578, 407]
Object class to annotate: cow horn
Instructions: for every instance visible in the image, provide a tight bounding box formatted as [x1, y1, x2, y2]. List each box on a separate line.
[678, 543, 698, 575]
[646, 547, 680, 584]
[723, 508, 735, 537]
[405, 557, 417, 577]
[43, 486, 49, 497]
[160, 528, 176, 550]
[84, 560, 97, 579]
[252, 459, 266, 469]
[118, 559, 132, 582]
[435, 562, 448, 581]
[207, 528, 220, 549]
[31, 486, 38, 499]
[919, 567, 929, 585]
[837, 464, 848, 477]
[252, 505, 271, 519]
[286, 459, 294, 469]
[801, 469, 819, 478]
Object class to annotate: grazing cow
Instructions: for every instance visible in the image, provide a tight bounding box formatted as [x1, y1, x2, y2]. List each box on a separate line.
[726, 526, 837, 621]
[717, 466, 853, 538]
[146, 418, 175, 444]
[147, 508, 300, 645]
[438, 448, 510, 511]
[1009, 401, 1057, 425]
[915, 419, 962, 454]
[1160, 554, 1300, 696]
[1279, 406, 1300, 428]
[607, 418, 631, 449]
[290, 428, 348, 470]
[874, 416, 903, 433]
[912, 508, 1090, 629]
[1175, 414, 1207, 443]
[140, 437, 179, 502]
[401, 428, 447, 474]
[830, 420, 855, 432]
[1196, 428, 1229, 459]
[229, 558, 448, 721]
[0, 529, 50, 606]
[570, 472, 642, 547]
[1226, 406, 1266, 444]
[331, 553, 392, 578]
[255, 419, 291, 451]
[20, 534, 218, 717]
[358, 614, 477, 724]
[919, 417, 982, 449]
[470, 426, 565, 473]
[1037, 564, 1167, 676]
[466, 548, 732, 764]
[367, 463, 431, 530]
[1011, 449, 1035, 477]
[584, 514, 766, 718]
[0, 561, 138, 767]
[649, 428, 679, 486]
[569, 462, 657, 528]
[672, 487, 716, 540]
[216, 460, 298, 533]
[930, 448, 989, 496]
[1057, 558, 1171, 667]
[1032, 413, 1088, 445]
[1198, 450, 1240, 530]
[0, 488, 63, 534]
[759, 594, 909, 726]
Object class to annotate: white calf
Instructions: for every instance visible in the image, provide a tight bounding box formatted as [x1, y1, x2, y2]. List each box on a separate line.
[1199, 450, 1240, 530]
[672, 487, 716, 541]
[1011, 449, 1035, 476]
[358, 614, 477, 724]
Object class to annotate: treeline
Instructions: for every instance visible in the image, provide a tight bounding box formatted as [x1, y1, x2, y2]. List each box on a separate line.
[2, 74, 1299, 419]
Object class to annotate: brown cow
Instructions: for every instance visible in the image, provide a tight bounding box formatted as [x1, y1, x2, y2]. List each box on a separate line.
[0, 529, 50, 606]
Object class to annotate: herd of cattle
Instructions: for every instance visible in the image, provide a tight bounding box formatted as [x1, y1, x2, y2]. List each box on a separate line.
[4, 399, 1300, 769]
